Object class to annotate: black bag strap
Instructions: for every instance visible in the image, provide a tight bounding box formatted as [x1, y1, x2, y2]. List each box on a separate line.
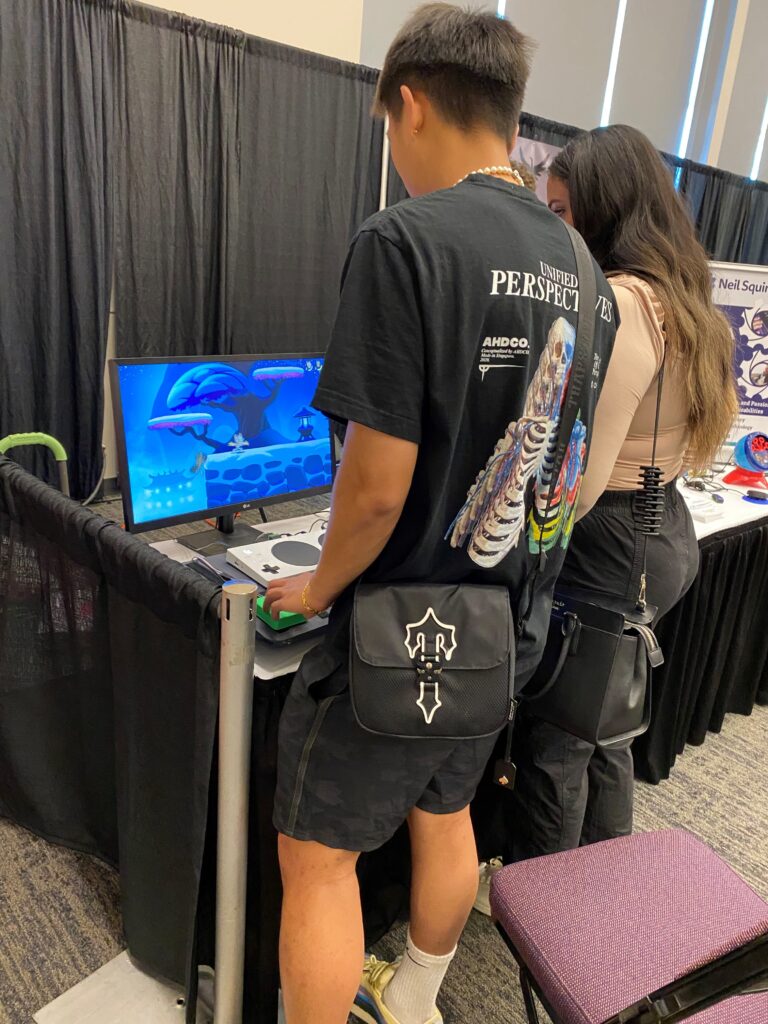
[501, 225, 597, 773]
[517, 221, 597, 633]
[633, 346, 667, 609]
[540, 223, 598, 557]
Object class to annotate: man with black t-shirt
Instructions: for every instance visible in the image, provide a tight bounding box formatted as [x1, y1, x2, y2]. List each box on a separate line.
[263, 6, 617, 1022]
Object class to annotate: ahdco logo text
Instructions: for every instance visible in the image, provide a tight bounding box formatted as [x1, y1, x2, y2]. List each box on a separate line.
[482, 336, 530, 350]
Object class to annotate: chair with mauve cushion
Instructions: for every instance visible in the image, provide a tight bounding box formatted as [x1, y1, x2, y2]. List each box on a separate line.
[490, 830, 768, 1024]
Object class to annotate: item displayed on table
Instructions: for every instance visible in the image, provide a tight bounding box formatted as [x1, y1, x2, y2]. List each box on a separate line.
[723, 432, 768, 492]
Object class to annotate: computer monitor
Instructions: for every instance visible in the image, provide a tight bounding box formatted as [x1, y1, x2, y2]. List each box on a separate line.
[110, 354, 335, 551]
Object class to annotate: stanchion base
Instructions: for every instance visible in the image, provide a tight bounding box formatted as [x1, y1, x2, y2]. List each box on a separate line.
[34, 952, 212, 1024]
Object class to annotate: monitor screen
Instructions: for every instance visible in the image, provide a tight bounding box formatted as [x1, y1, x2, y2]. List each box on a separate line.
[111, 354, 334, 531]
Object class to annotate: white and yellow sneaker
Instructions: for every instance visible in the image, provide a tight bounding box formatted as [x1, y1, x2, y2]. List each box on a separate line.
[350, 956, 443, 1024]
[473, 857, 503, 916]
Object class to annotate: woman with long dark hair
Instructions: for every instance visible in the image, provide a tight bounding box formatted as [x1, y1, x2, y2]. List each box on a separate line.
[511, 125, 738, 858]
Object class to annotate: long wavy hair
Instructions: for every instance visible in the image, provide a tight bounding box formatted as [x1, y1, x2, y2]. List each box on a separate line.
[550, 125, 737, 468]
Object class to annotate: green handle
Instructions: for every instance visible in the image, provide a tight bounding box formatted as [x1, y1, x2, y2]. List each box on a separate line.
[0, 433, 70, 495]
[0, 432, 68, 461]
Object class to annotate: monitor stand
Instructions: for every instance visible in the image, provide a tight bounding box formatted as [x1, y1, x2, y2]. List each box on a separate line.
[178, 513, 265, 557]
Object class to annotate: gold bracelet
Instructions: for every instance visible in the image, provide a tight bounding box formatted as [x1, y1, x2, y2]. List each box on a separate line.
[301, 581, 323, 618]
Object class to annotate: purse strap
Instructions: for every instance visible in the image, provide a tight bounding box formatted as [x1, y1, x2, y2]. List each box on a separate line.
[539, 223, 598, 558]
[516, 221, 597, 633]
[500, 224, 598, 780]
[633, 346, 666, 609]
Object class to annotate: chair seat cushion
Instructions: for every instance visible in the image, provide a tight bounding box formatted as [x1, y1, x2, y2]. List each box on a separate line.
[490, 830, 768, 1024]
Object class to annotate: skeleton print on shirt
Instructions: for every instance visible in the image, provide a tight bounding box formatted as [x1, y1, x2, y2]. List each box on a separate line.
[449, 316, 587, 568]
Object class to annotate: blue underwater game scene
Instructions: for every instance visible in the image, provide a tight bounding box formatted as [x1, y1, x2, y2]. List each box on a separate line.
[115, 357, 333, 527]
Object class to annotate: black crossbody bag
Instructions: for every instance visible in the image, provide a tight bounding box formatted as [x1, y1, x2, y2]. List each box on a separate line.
[350, 582, 515, 740]
[520, 257, 666, 748]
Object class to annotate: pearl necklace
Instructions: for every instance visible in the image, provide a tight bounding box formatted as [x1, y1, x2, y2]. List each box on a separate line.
[455, 165, 524, 187]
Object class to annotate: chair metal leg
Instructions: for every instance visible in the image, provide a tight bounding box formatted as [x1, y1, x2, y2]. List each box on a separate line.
[520, 966, 541, 1024]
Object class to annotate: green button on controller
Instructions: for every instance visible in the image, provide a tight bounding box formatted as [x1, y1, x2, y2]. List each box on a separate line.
[256, 595, 306, 631]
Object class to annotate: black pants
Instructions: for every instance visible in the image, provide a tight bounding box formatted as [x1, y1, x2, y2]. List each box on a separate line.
[510, 481, 699, 859]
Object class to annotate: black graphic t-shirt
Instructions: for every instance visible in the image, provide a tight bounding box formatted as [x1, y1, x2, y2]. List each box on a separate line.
[313, 175, 618, 683]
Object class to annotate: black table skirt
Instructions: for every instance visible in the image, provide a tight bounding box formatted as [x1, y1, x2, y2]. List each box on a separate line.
[633, 515, 768, 783]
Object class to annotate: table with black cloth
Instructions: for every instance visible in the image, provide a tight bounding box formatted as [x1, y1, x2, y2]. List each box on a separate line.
[633, 494, 768, 782]
[0, 462, 411, 1024]
[0, 458, 222, 1021]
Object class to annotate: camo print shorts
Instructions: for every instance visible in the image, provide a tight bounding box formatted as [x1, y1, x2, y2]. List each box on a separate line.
[273, 642, 500, 852]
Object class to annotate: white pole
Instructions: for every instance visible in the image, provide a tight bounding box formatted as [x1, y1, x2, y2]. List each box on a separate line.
[214, 582, 258, 1024]
[379, 116, 391, 211]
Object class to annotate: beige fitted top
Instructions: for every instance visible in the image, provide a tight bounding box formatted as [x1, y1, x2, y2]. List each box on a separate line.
[577, 273, 690, 518]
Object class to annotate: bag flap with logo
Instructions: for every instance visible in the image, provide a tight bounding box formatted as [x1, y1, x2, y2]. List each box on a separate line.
[350, 582, 515, 740]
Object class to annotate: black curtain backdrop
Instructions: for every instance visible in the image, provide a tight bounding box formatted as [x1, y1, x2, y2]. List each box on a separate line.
[0, 0, 115, 499]
[3, 2, 765, 497]
[0, 456, 221, 1006]
[663, 153, 768, 267]
[390, 109, 768, 267]
[0, 470, 118, 859]
[513, 112, 768, 266]
[114, 6, 383, 358]
[232, 39, 382, 354]
[114, 8, 242, 358]
[518, 111, 582, 147]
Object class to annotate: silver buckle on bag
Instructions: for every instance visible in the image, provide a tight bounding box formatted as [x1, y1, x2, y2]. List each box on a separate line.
[415, 640, 443, 725]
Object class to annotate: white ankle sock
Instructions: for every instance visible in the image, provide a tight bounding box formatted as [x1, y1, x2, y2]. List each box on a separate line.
[383, 931, 456, 1024]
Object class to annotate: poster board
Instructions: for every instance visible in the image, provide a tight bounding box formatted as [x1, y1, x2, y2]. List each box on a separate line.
[710, 261, 768, 443]
[510, 137, 562, 204]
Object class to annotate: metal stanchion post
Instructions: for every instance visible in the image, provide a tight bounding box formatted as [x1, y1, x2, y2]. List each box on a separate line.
[215, 582, 258, 1024]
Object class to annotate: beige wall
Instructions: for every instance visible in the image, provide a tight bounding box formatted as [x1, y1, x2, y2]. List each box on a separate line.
[149, 0, 364, 62]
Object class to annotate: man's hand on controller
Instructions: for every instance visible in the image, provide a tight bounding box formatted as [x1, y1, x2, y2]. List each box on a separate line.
[263, 572, 330, 620]
[262, 424, 417, 622]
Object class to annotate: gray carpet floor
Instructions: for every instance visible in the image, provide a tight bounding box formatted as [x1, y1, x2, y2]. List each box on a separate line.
[1, 704, 766, 1024]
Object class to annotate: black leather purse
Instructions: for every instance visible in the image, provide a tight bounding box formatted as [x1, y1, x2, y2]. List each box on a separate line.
[522, 271, 667, 747]
[349, 582, 515, 740]
[525, 583, 663, 746]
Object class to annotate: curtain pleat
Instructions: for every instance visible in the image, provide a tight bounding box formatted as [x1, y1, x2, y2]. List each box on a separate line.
[0, 0, 115, 498]
[114, 7, 384, 359]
